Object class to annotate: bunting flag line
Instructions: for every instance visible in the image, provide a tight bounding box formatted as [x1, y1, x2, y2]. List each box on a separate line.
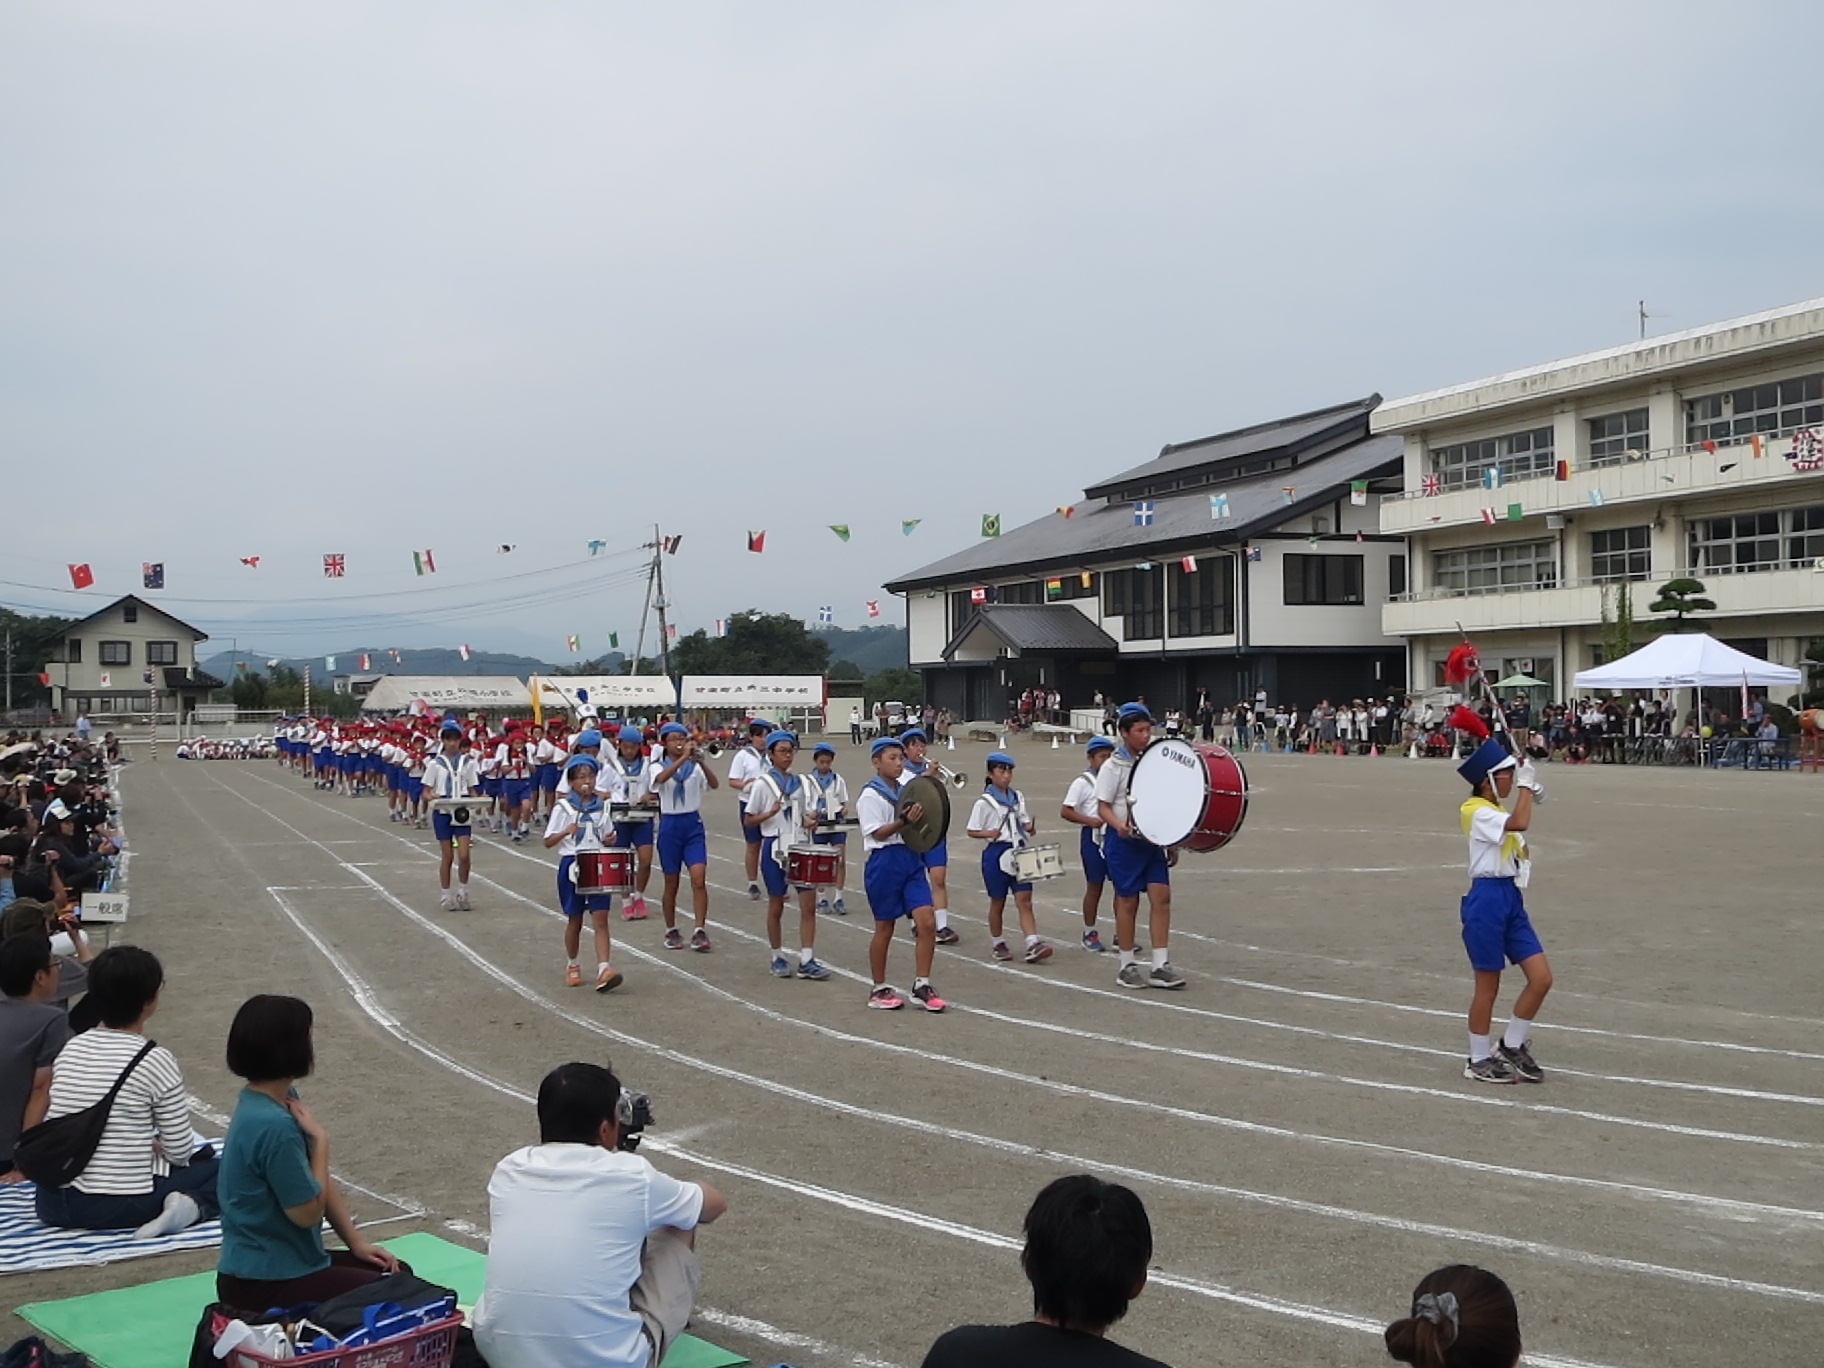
[866, 600, 880, 618]
[388, 649, 401, 663]
[663, 535, 682, 554]
[235, 662, 248, 673]
[901, 519, 921, 536]
[1180, 554, 1197, 573]
[1507, 503, 1523, 522]
[68, 563, 94, 590]
[1045, 577, 1062, 597]
[1789, 428, 1823, 470]
[142, 562, 164, 590]
[666, 624, 677, 640]
[1136, 562, 1154, 571]
[828, 525, 851, 542]
[1349, 480, 1368, 507]
[566, 635, 580, 653]
[413, 549, 436, 576]
[747, 530, 766, 553]
[981, 514, 1001, 538]
[498, 544, 517, 554]
[1751, 433, 1765, 460]
[1355, 530, 1365, 543]
[970, 586, 988, 604]
[1421, 472, 1441, 496]
[325, 655, 337, 671]
[240, 556, 261, 568]
[1132, 501, 1155, 526]
[587, 540, 607, 556]
[360, 653, 371, 670]
[1209, 493, 1230, 519]
[97, 673, 112, 689]
[1554, 460, 1570, 481]
[459, 645, 472, 661]
[608, 632, 620, 649]
[1245, 546, 1262, 562]
[818, 606, 834, 624]
[1702, 439, 1718, 454]
[1056, 505, 1074, 519]
[1479, 507, 1499, 525]
[1281, 485, 1296, 505]
[1481, 468, 1503, 489]
[713, 620, 727, 638]
[1587, 489, 1606, 507]
[266, 658, 280, 668]
[1079, 572, 1092, 588]
[323, 554, 346, 578]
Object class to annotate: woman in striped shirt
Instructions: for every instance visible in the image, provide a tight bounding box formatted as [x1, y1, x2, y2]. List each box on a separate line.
[34, 946, 219, 1237]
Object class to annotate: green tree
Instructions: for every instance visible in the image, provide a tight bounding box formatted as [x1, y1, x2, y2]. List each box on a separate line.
[228, 672, 269, 709]
[1598, 578, 1637, 663]
[863, 666, 923, 710]
[1648, 576, 1716, 631]
[671, 612, 831, 677]
[829, 659, 865, 683]
[0, 607, 76, 709]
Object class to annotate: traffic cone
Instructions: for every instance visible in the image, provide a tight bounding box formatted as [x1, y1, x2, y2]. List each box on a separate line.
[1307, 742, 1317, 755]
[1335, 741, 1345, 756]
[1370, 744, 1380, 757]
[947, 735, 955, 751]
[1050, 733, 1059, 749]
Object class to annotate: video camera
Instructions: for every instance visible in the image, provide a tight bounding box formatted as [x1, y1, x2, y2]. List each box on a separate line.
[616, 1088, 654, 1153]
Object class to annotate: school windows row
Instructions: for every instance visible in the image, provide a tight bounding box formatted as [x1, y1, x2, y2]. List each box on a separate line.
[1426, 369, 1824, 491]
[58, 639, 182, 666]
[1427, 502, 1824, 595]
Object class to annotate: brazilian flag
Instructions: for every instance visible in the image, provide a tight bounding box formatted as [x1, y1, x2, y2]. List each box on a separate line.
[981, 513, 1001, 538]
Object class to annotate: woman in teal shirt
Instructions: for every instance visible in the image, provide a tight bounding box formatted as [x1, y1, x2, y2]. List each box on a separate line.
[216, 996, 400, 1308]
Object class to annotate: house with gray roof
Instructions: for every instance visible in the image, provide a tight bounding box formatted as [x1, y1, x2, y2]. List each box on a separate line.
[885, 397, 1408, 719]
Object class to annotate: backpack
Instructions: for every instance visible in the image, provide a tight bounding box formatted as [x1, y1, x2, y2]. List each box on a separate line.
[14, 1040, 157, 1187]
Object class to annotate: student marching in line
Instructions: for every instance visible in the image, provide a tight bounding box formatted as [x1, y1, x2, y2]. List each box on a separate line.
[742, 730, 830, 981]
[495, 726, 537, 843]
[967, 752, 1053, 964]
[652, 722, 718, 952]
[899, 728, 959, 945]
[542, 754, 624, 993]
[609, 726, 658, 920]
[425, 719, 481, 910]
[1094, 704, 1184, 990]
[808, 742, 850, 916]
[857, 736, 945, 1012]
[725, 720, 772, 902]
[1059, 736, 1114, 952]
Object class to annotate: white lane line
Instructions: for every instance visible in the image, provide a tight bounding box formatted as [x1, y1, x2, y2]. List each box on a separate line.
[253, 876, 1643, 1368]
[208, 771, 1824, 1225]
[689, 1309, 903, 1368]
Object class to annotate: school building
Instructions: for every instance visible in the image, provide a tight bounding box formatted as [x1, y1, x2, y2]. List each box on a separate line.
[886, 397, 1407, 719]
[48, 595, 222, 719]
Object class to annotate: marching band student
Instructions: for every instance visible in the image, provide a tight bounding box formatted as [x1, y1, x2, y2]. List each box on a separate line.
[808, 742, 849, 916]
[609, 726, 657, 920]
[857, 736, 945, 1012]
[496, 726, 537, 843]
[405, 735, 429, 828]
[966, 753, 1052, 964]
[530, 723, 560, 820]
[426, 720, 481, 910]
[725, 720, 772, 902]
[900, 729, 959, 946]
[1060, 737, 1113, 952]
[542, 754, 623, 993]
[1094, 704, 1185, 990]
[1451, 707, 1552, 1085]
[554, 728, 604, 799]
[653, 722, 718, 952]
[742, 731, 830, 981]
[476, 723, 504, 833]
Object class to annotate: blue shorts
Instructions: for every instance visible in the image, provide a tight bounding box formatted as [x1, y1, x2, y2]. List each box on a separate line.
[1104, 831, 1169, 898]
[656, 811, 707, 874]
[864, 843, 933, 923]
[811, 829, 848, 846]
[432, 811, 472, 843]
[481, 776, 501, 798]
[922, 837, 948, 870]
[1079, 826, 1107, 884]
[981, 843, 1032, 901]
[1459, 878, 1544, 972]
[557, 855, 614, 918]
[760, 836, 809, 896]
[536, 763, 559, 793]
[407, 777, 424, 802]
[501, 779, 533, 809]
[621, 814, 655, 849]
[742, 811, 763, 845]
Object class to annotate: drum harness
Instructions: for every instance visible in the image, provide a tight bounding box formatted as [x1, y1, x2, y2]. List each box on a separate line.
[981, 783, 1031, 874]
[756, 768, 806, 867]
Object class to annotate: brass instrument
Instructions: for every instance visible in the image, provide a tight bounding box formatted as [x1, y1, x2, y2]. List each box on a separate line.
[701, 740, 724, 757]
[935, 762, 969, 791]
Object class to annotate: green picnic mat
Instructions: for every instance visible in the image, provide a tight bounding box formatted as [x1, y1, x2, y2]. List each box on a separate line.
[18, 1231, 747, 1368]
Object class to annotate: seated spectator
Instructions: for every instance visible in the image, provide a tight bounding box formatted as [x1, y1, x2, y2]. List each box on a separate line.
[2, 892, 93, 1015]
[30, 802, 103, 900]
[217, 995, 401, 1307]
[473, 1061, 727, 1368]
[0, 935, 72, 1180]
[34, 946, 219, 1237]
[921, 1174, 1166, 1367]
[1384, 1264, 1521, 1368]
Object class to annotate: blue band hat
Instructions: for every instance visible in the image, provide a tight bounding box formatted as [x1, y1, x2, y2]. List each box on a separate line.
[1457, 738, 1517, 788]
[565, 754, 600, 773]
[439, 722, 462, 735]
[658, 722, 690, 739]
[1116, 702, 1152, 725]
[617, 725, 643, 744]
[812, 741, 836, 757]
[899, 727, 928, 744]
[765, 729, 798, 751]
[870, 736, 904, 758]
[747, 718, 775, 733]
[575, 729, 604, 748]
[1084, 736, 1115, 755]
[986, 751, 1015, 768]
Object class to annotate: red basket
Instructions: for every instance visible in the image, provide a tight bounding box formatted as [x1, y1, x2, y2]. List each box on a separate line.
[226, 1312, 463, 1368]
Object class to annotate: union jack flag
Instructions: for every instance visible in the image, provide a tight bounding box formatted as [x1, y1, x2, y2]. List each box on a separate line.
[323, 554, 346, 578]
[1421, 473, 1441, 497]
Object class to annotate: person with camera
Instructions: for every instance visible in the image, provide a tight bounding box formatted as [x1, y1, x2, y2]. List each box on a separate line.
[472, 1062, 727, 1368]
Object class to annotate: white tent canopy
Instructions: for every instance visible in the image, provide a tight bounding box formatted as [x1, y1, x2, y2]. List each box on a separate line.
[1572, 633, 1801, 690]
[536, 675, 678, 713]
[680, 675, 824, 710]
[359, 676, 533, 713]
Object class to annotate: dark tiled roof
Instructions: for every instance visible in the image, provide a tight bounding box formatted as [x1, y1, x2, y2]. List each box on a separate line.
[887, 432, 1403, 593]
[165, 667, 224, 690]
[65, 596, 209, 641]
[941, 605, 1117, 660]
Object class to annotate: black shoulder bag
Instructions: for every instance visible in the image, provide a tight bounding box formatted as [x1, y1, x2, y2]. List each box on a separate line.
[14, 1040, 157, 1187]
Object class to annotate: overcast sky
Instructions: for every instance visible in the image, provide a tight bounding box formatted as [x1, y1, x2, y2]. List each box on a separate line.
[4, 1, 1820, 661]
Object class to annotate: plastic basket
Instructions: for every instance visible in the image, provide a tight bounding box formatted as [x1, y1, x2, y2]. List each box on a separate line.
[226, 1312, 463, 1368]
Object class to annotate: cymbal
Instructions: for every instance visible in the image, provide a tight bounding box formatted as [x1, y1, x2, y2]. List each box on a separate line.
[897, 774, 950, 854]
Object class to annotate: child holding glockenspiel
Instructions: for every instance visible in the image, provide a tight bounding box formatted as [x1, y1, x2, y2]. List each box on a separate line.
[966, 752, 1052, 965]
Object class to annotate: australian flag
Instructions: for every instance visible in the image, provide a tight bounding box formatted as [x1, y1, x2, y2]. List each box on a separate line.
[142, 562, 164, 590]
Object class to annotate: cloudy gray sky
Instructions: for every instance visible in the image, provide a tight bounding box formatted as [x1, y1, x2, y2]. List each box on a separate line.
[4, 1, 1820, 661]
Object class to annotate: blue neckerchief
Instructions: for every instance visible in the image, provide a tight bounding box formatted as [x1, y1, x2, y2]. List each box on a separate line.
[983, 783, 1021, 809]
[620, 753, 644, 775]
[767, 766, 801, 800]
[812, 769, 840, 813]
[566, 793, 607, 845]
[904, 756, 929, 776]
[864, 776, 901, 807]
[1116, 744, 1137, 763]
[670, 757, 697, 803]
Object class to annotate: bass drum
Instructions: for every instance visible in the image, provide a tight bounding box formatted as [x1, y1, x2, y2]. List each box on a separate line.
[1125, 738, 1249, 852]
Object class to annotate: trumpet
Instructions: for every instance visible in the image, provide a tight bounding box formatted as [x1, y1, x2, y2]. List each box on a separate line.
[701, 740, 724, 757]
[935, 762, 969, 790]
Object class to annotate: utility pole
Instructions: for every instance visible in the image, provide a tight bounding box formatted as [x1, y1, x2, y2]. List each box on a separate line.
[630, 540, 657, 678]
[4, 631, 11, 712]
[653, 523, 673, 681]
[303, 663, 312, 719]
[1638, 300, 1649, 340]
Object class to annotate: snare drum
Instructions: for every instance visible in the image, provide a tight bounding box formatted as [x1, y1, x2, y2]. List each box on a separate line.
[785, 845, 841, 888]
[429, 797, 475, 826]
[574, 848, 635, 894]
[1008, 843, 1066, 882]
[1125, 738, 1249, 852]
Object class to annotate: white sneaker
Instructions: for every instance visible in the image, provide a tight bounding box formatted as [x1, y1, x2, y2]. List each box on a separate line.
[134, 1191, 201, 1239]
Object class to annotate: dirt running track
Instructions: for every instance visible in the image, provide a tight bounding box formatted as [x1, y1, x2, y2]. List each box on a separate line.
[6, 745, 1822, 1366]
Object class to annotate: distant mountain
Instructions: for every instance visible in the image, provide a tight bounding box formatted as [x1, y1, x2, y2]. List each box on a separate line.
[817, 625, 907, 675]
[202, 647, 562, 680]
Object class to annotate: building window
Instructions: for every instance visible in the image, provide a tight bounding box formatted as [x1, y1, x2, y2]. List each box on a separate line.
[1790, 506, 1824, 565]
[997, 581, 1044, 605]
[1687, 512, 1782, 574]
[1588, 409, 1649, 466]
[1045, 572, 1097, 601]
[1685, 373, 1824, 445]
[1103, 567, 1164, 640]
[1589, 526, 1651, 582]
[1282, 554, 1364, 605]
[949, 589, 979, 635]
[1388, 554, 1407, 598]
[146, 640, 179, 666]
[99, 640, 132, 665]
[1169, 556, 1235, 637]
[63, 638, 82, 663]
[1429, 426, 1554, 492]
[1430, 540, 1558, 595]
[122, 603, 138, 624]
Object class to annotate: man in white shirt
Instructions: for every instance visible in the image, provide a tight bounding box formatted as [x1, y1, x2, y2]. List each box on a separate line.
[473, 1063, 727, 1368]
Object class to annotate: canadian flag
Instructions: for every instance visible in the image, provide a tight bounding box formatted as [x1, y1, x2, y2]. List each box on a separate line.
[970, 587, 987, 604]
[68, 563, 94, 589]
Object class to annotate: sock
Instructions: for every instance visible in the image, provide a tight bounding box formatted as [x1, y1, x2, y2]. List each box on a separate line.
[457, 883, 468, 894]
[934, 909, 950, 930]
[597, 961, 611, 973]
[1025, 934, 1041, 948]
[1120, 949, 1137, 968]
[914, 976, 931, 989]
[873, 982, 889, 992]
[1151, 947, 1169, 968]
[567, 958, 579, 968]
[799, 946, 815, 965]
[134, 1192, 200, 1240]
[1502, 1016, 1533, 1051]
[1469, 1032, 1492, 1061]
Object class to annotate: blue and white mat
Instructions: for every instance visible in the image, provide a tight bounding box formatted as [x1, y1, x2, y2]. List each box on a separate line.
[0, 1180, 222, 1275]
